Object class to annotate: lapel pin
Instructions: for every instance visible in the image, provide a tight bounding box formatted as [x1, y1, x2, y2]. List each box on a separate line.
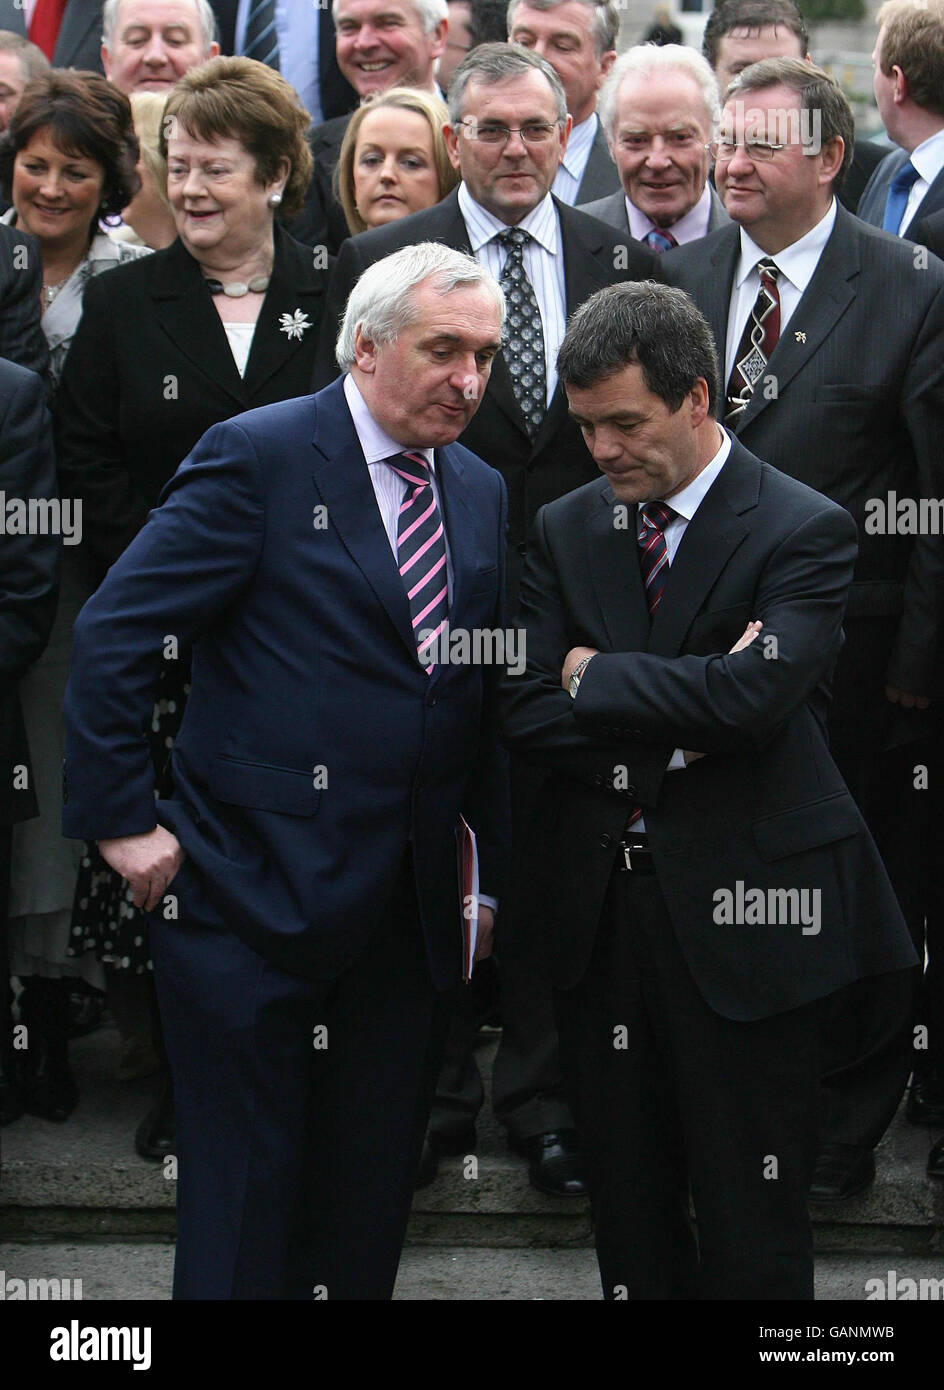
[279, 309, 312, 341]
[794, 330, 806, 343]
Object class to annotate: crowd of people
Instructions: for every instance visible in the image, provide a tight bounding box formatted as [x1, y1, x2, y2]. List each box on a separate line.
[0, 0, 942, 1301]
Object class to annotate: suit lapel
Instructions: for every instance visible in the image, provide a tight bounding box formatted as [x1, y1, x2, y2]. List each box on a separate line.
[53, 0, 101, 67]
[243, 228, 324, 399]
[698, 228, 740, 412]
[150, 239, 246, 409]
[310, 380, 417, 660]
[647, 453, 753, 657]
[735, 207, 859, 433]
[905, 164, 944, 237]
[587, 487, 651, 652]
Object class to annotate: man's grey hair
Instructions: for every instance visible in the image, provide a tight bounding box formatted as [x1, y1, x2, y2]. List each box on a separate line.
[447, 40, 567, 124]
[557, 281, 721, 414]
[332, 0, 449, 35]
[506, 0, 620, 58]
[599, 43, 721, 141]
[0, 30, 50, 83]
[102, 0, 218, 50]
[336, 241, 506, 370]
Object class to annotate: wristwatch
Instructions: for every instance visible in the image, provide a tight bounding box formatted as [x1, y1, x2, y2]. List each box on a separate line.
[568, 655, 594, 699]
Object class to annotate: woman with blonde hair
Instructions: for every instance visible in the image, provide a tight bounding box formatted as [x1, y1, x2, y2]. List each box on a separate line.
[335, 86, 458, 237]
[111, 92, 176, 250]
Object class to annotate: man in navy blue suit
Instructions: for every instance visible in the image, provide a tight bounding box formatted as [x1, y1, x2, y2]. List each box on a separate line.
[63, 242, 510, 1300]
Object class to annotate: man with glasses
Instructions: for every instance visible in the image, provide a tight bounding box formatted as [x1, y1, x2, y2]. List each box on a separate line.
[317, 42, 656, 1197]
[666, 57, 944, 1202]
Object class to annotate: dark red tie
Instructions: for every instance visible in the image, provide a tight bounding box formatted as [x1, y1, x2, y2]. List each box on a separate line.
[725, 258, 780, 424]
[29, 0, 68, 60]
[625, 501, 676, 831]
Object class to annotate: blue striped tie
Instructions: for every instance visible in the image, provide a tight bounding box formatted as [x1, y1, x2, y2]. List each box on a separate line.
[243, 0, 280, 71]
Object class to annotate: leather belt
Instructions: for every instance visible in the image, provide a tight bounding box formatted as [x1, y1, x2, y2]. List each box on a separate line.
[617, 839, 655, 874]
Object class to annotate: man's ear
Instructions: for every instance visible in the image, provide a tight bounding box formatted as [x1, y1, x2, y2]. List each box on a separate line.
[818, 135, 844, 187]
[443, 122, 463, 172]
[430, 18, 448, 63]
[353, 326, 379, 374]
[689, 378, 710, 427]
[598, 49, 617, 86]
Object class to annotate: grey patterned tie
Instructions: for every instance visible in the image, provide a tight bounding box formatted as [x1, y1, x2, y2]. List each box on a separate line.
[497, 228, 546, 438]
[243, 0, 280, 70]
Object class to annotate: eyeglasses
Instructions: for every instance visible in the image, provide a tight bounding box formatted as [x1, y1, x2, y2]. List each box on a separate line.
[456, 120, 562, 147]
[707, 139, 788, 163]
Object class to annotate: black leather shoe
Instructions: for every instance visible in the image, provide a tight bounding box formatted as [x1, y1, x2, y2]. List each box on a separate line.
[512, 1130, 587, 1197]
[135, 1071, 175, 1161]
[809, 1143, 875, 1201]
[0, 1049, 24, 1126]
[413, 1124, 476, 1188]
[21, 978, 78, 1122]
[928, 1136, 944, 1180]
[906, 1077, 944, 1126]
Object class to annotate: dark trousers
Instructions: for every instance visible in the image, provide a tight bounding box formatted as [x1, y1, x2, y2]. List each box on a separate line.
[1, 827, 11, 1051]
[818, 742, 927, 1147]
[151, 859, 454, 1300]
[555, 867, 821, 1301]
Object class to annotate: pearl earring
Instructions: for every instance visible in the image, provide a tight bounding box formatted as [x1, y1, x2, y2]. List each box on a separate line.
[268, 191, 283, 208]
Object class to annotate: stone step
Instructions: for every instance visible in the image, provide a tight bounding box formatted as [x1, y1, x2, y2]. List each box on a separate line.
[2, 1023, 943, 1247]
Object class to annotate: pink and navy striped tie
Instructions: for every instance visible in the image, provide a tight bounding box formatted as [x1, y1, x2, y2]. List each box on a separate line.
[637, 501, 676, 616]
[389, 450, 449, 672]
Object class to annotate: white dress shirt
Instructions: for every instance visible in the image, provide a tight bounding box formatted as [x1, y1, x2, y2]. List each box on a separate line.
[724, 199, 837, 387]
[896, 128, 944, 234]
[236, 0, 322, 125]
[552, 112, 599, 206]
[458, 183, 567, 406]
[626, 182, 713, 247]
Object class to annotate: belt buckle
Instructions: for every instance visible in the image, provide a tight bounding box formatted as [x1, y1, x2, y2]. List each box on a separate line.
[622, 843, 636, 872]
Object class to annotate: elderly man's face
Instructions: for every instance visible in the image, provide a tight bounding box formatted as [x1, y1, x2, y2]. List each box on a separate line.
[334, 0, 447, 98]
[0, 52, 27, 133]
[508, 0, 615, 126]
[444, 70, 570, 225]
[102, 0, 218, 94]
[353, 278, 503, 447]
[610, 70, 713, 228]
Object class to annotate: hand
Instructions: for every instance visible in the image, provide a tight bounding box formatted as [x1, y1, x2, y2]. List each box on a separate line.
[730, 619, 763, 653]
[886, 685, 931, 710]
[474, 905, 495, 962]
[561, 645, 599, 690]
[97, 826, 185, 912]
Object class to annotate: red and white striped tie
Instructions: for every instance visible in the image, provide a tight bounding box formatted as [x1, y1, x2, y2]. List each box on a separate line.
[388, 451, 449, 673]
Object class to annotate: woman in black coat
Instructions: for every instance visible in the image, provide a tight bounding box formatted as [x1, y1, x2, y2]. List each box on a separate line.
[55, 56, 329, 1155]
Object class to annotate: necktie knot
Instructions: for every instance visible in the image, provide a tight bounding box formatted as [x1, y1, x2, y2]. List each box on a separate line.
[499, 227, 531, 253]
[644, 227, 678, 253]
[891, 159, 920, 194]
[883, 159, 920, 232]
[637, 501, 675, 539]
[756, 257, 779, 285]
[388, 449, 431, 492]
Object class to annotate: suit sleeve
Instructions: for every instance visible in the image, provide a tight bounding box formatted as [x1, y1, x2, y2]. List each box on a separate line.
[884, 275, 944, 694]
[63, 418, 266, 841]
[459, 471, 511, 903]
[0, 231, 49, 382]
[0, 369, 59, 696]
[573, 504, 858, 754]
[501, 504, 673, 809]
[54, 274, 152, 573]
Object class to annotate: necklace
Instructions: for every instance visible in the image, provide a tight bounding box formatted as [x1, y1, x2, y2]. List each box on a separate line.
[203, 273, 271, 298]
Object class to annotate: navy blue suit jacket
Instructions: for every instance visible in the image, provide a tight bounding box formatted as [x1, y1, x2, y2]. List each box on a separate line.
[63, 379, 510, 988]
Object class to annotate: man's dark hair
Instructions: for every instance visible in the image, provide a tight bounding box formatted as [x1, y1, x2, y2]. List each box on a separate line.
[469, 0, 510, 45]
[557, 281, 720, 414]
[702, 0, 809, 70]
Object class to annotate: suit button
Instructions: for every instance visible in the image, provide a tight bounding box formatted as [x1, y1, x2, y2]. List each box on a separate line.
[625, 784, 637, 798]
[517, 542, 527, 557]
[426, 696, 437, 708]
[629, 729, 642, 739]
[600, 833, 613, 849]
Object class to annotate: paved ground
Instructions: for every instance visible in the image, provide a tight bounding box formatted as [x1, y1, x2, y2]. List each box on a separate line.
[1, 1242, 943, 1300]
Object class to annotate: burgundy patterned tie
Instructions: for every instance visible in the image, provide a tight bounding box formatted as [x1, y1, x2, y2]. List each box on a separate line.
[625, 501, 676, 831]
[725, 258, 780, 424]
[644, 227, 678, 253]
[388, 451, 449, 672]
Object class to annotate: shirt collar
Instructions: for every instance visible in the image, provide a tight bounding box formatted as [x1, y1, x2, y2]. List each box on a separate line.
[626, 182, 713, 245]
[343, 374, 435, 470]
[909, 127, 944, 187]
[735, 198, 837, 293]
[458, 183, 560, 255]
[638, 425, 732, 524]
[560, 112, 597, 178]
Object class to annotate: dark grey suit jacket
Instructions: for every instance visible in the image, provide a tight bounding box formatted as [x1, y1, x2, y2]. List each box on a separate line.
[570, 119, 621, 207]
[0, 223, 47, 379]
[857, 145, 944, 238]
[580, 184, 730, 241]
[664, 204, 944, 749]
[0, 0, 104, 71]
